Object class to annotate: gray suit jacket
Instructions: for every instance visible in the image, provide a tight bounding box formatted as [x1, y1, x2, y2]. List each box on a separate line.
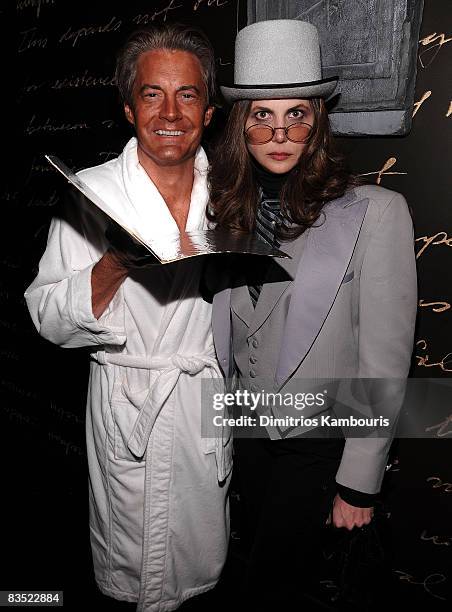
[211, 185, 417, 494]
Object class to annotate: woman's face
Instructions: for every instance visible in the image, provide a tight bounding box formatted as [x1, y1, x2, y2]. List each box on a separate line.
[244, 98, 314, 174]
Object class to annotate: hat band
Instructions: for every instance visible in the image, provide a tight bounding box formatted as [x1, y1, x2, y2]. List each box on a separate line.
[227, 76, 337, 89]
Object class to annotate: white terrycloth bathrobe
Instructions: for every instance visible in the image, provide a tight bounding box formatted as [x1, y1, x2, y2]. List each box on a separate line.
[25, 137, 233, 612]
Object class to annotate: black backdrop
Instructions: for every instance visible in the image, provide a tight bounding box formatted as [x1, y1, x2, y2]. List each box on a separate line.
[3, 0, 451, 609]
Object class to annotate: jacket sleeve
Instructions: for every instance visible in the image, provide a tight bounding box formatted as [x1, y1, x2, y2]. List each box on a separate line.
[24, 189, 127, 349]
[335, 191, 418, 495]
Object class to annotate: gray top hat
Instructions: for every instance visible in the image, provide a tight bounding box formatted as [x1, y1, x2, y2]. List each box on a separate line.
[221, 19, 338, 103]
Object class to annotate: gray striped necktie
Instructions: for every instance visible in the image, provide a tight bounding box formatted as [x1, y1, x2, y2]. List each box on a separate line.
[248, 197, 282, 307]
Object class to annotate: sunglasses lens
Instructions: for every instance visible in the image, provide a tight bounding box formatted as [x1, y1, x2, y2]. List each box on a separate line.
[287, 123, 312, 142]
[245, 123, 312, 144]
[245, 125, 273, 144]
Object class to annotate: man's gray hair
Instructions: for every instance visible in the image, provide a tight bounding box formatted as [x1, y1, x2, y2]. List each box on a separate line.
[115, 22, 218, 107]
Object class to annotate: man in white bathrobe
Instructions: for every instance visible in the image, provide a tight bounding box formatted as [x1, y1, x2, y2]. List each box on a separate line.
[25, 23, 232, 612]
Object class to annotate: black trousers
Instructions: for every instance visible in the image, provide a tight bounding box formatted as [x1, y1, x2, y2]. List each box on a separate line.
[233, 436, 346, 609]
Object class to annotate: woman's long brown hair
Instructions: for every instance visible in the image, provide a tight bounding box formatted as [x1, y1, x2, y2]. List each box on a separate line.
[207, 98, 362, 240]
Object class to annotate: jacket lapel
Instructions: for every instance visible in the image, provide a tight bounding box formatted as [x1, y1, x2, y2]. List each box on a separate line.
[247, 236, 305, 337]
[275, 190, 369, 387]
[230, 272, 254, 328]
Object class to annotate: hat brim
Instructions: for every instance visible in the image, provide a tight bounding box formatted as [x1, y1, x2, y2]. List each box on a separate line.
[220, 77, 338, 104]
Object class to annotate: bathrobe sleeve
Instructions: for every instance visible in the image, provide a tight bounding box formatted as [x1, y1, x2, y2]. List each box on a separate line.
[335, 191, 418, 494]
[24, 188, 127, 349]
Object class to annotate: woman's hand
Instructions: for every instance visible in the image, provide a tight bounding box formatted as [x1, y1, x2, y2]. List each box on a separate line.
[326, 494, 374, 530]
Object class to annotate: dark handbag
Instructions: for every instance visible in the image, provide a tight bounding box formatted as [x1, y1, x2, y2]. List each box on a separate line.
[323, 504, 392, 611]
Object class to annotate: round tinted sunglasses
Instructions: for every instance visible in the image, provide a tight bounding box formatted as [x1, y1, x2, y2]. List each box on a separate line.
[244, 122, 312, 145]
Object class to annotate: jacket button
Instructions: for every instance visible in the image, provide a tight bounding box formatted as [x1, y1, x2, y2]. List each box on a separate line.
[250, 384, 258, 392]
[250, 369, 256, 378]
[252, 338, 259, 348]
[250, 355, 257, 364]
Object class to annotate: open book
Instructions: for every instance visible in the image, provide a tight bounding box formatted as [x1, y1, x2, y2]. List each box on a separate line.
[45, 155, 290, 264]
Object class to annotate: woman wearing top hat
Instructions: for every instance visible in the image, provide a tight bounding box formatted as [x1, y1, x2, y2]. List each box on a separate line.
[207, 19, 417, 607]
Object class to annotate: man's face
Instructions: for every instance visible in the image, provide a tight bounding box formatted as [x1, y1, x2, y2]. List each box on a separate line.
[125, 49, 214, 171]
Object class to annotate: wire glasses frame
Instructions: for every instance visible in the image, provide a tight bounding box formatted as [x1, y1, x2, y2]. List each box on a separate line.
[244, 122, 313, 145]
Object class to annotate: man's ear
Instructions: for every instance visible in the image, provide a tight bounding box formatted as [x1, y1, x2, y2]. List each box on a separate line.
[204, 105, 215, 127]
[124, 104, 135, 126]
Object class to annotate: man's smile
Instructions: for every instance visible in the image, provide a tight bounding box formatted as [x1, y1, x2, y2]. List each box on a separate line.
[154, 129, 185, 136]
